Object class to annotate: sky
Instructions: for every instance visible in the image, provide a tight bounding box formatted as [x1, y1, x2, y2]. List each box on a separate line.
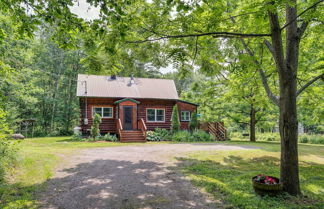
[69, 0, 174, 74]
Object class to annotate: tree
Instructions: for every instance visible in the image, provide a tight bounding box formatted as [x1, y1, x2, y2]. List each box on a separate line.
[85, 0, 324, 195]
[189, 111, 198, 132]
[171, 105, 180, 133]
[91, 113, 101, 140]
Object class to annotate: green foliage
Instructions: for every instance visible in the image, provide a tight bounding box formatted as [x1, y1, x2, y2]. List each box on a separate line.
[0, 140, 18, 184]
[90, 114, 101, 139]
[299, 136, 309, 143]
[171, 105, 180, 133]
[180, 142, 324, 208]
[0, 109, 18, 184]
[172, 130, 213, 142]
[70, 132, 85, 141]
[102, 133, 118, 142]
[146, 128, 171, 141]
[189, 111, 198, 131]
[146, 131, 162, 141]
[154, 128, 171, 140]
[191, 130, 214, 142]
[172, 131, 192, 142]
[298, 134, 324, 145]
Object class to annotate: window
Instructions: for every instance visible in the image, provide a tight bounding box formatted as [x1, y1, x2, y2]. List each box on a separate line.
[181, 111, 191, 121]
[92, 107, 113, 118]
[146, 108, 165, 122]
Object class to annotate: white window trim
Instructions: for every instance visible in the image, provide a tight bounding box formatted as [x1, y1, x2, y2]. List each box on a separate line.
[146, 108, 165, 123]
[181, 111, 191, 122]
[92, 106, 113, 119]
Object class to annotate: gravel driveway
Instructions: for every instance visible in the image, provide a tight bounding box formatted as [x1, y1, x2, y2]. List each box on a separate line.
[40, 143, 256, 209]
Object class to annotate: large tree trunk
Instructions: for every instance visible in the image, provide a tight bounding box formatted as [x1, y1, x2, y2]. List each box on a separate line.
[279, 1, 300, 195]
[250, 104, 256, 142]
[268, 0, 301, 195]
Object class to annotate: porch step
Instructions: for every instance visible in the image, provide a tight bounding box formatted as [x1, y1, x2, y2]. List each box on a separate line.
[120, 130, 146, 142]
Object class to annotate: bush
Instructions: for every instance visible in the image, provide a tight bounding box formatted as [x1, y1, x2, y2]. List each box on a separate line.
[172, 131, 192, 142]
[0, 140, 18, 183]
[171, 105, 180, 133]
[146, 131, 162, 141]
[299, 136, 308, 143]
[298, 134, 324, 144]
[0, 109, 18, 183]
[154, 128, 171, 140]
[191, 130, 214, 141]
[91, 113, 101, 139]
[102, 133, 118, 142]
[172, 130, 213, 142]
[71, 132, 84, 141]
[189, 111, 198, 131]
[146, 129, 171, 141]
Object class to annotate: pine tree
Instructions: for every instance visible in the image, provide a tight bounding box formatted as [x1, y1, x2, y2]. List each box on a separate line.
[189, 111, 198, 131]
[171, 105, 180, 133]
[91, 114, 101, 140]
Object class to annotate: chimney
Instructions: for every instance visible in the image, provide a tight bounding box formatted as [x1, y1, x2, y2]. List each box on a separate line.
[130, 74, 135, 84]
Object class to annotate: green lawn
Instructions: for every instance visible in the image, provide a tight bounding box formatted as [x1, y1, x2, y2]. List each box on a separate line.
[0, 136, 145, 209]
[178, 141, 324, 209]
[1, 137, 323, 209]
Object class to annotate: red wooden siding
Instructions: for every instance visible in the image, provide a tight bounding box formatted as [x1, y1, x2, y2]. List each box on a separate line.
[177, 101, 198, 130]
[80, 98, 118, 134]
[137, 99, 174, 130]
[79, 98, 197, 134]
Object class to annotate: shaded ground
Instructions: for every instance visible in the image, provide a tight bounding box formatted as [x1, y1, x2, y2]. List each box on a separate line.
[39, 143, 257, 209]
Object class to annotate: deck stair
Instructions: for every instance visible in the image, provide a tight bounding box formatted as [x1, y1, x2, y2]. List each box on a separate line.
[200, 122, 227, 141]
[120, 130, 146, 142]
[117, 118, 147, 142]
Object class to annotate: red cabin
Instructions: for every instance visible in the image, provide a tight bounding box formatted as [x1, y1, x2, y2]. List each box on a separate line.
[77, 74, 198, 142]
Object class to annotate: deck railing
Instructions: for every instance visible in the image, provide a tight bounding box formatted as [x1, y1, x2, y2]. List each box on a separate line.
[116, 118, 123, 140]
[200, 122, 227, 140]
[137, 118, 147, 140]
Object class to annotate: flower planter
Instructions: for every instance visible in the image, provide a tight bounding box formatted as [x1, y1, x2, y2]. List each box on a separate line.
[252, 175, 283, 196]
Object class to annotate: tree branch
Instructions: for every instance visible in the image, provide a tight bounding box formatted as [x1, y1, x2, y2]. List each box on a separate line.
[281, 0, 324, 31]
[264, 40, 275, 57]
[297, 21, 309, 39]
[127, 32, 271, 43]
[227, 15, 279, 106]
[240, 39, 279, 106]
[296, 73, 324, 96]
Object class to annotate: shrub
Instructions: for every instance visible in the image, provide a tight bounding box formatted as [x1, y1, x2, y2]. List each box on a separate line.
[154, 128, 171, 140]
[71, 132, 84, 141]
[0, 140, 18, 183]
[102, 133, 118, 142]
[191, 130, 214, 141]
[171, 105, 180, 133]
[91, 113, 101, 139]
[0, 109, 18, 183]
[172, 131, 192, 142]
[299, 136, 308, 143]
[172, 130, 214, 142]
[189, 111, 198, 131]
[146, 131, 162, 141]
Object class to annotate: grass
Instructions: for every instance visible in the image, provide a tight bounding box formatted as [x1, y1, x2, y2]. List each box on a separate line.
[0, 136, 147, 209]
[1, 137, 323, 209]
[178, 141, 324, 209]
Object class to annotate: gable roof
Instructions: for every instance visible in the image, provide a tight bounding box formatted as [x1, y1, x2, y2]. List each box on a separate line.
[77, 74, 179, 100]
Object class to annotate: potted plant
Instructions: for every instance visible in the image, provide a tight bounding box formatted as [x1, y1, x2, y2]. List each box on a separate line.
[252, 174, 283, 196]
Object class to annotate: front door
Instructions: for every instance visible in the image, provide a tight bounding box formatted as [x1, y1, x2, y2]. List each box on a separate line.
[123, 106, 133, 130]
